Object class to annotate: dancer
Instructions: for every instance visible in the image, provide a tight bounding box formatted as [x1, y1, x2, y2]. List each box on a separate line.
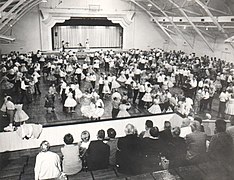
[14, 104, 29, 124]
[94, 96, 105, 120]
[64, 88, 77, 113]
[148, 95, 161, 114]
[117, 100, 131, 118]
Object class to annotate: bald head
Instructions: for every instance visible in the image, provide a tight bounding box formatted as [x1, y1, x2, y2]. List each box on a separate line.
[125, 124, 135, 135]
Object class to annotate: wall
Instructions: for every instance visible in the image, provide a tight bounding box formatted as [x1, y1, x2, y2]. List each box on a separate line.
[166, 29, 234, 62]
[0, 113, 183, 152]
[0, 7, 41, 54]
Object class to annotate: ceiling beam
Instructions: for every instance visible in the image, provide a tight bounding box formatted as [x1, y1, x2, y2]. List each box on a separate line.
[0, 0, 27, 23]
[167, 0, 214, 52]
[182, 8, 203, 16]
[195, 0, 228, 38]
[0, 0, 14, 13]
[161, 24, 234, 29]
[207, 7, 229, 16]
[0, 0, 34, 31]
[0, 33, 15, 41]
[2, 0, 41, 34]
[130, 0, 177, 45]
[149, 0, 193, 48]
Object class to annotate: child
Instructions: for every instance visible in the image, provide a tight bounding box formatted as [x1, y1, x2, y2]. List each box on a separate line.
[14, 104, 29, 125]
[79, 130, 91, 170]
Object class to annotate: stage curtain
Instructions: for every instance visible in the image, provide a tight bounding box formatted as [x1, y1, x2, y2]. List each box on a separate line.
[53, 25, 122, 49]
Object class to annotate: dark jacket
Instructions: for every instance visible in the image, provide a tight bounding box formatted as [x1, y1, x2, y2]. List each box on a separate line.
[87, 140, 110, 170]
[140, 137, 164, 172]
[208, 132, 233, 162]
[117, 134, 141, 175]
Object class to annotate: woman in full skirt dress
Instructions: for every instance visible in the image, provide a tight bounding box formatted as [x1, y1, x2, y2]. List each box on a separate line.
[93, 97, 105, 120]
[225, 94, 234, 123]
[14, 104, 29, 124]
[111, 76, 120, 91]
[74, 84, 83, 104]
[117, 70, 127, 84]
[102, 78, 111, 99]
[80, 91, 93, 118]
[148, 96, 161, 114]
[142, 83, 153, 108]
[64, 89, 77, 113]
[117, 100, 131, 118]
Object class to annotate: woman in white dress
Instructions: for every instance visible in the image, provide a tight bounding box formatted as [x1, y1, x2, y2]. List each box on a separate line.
[226, 94, 234, 122]
[111, 76, 120, 91]
[148, 95, 161, 114]
[80, 91, 93, 117]
[93, 97, 104, 120]
[74, 84, 83, 104]
[14, 104, 29, 124]
[117, 70, 127, 84]
[142, 83, 153, 108]
[64, 88, 77, 113]
[102, 77, 111, 99]
[117, 100, 131, 118]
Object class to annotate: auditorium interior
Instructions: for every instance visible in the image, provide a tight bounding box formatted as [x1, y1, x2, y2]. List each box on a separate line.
[1, 0, 234, 179]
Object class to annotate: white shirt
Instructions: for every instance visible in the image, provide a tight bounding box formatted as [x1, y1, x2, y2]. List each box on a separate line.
[219, 92, 228, 102]
[34, 151, 61, 180]
[21, 80, 28, 90]
[33, 72, 40, 83]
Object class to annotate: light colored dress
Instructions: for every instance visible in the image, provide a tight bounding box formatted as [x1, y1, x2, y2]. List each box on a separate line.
[74, 85, 83, 100]
[117, 104, 131, 118]
[226, 98, 234, 115]
[80, 94, 93, 117]
[142, 87, 152, 102]
[93, 99, 105, 119]
[148, 99, 161, 114]
[14, 104, 29, 122]
[111, 76, 120, 89]
[102, 80, 111, 94]
[61, 144, 82, 175]
[64, 92, 77, 108]
[117, 71, 127, 83]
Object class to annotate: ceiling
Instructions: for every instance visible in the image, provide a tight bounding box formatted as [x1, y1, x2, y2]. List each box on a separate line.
[0, 0, 234, 45]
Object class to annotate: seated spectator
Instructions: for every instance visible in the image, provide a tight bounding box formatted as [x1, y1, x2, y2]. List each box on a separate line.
[86, 129, 110, 170]
[106, 128, 118, 166]
[186, 120, 207, 164]
[159, 121, 173, 144]
[61, 133, 82, 176]
[34, 140, 62, 180]
[226, 121, 234, 155]
[194, 116, 205, 132]
[208, 120, 233, 163]
[166, 127, 187, 168]
[140, 126, 163, 173]
[139, 120, 153, 139]
[117, 124, 141, 175]
[79, 130, 91, 170]
[79, 130, 91, 156]
[180, 118, 192, 138]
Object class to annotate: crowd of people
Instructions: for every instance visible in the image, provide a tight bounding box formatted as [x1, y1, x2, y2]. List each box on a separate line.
[34, 119, 234, 179]
[1, 48, 234, 129]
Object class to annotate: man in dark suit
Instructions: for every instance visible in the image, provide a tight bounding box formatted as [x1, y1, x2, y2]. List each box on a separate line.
[87, 130, 110, 170]
[140, 126, 164, 173]
[117, 124, 141, 175]
[159, 121, 173, 144]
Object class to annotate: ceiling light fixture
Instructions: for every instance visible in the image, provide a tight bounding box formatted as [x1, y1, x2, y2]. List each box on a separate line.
[41, 0, 48, 3]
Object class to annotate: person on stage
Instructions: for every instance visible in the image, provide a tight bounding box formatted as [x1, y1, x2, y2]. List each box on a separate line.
[61, 40, 65, 52]
[85, 38, 90, 50]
